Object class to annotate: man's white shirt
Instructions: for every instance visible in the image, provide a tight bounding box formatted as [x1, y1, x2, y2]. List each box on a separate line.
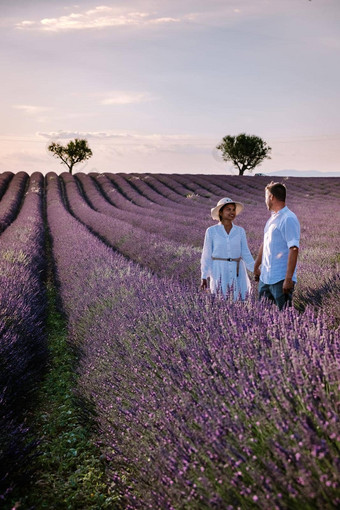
[261, 206, 300, 284]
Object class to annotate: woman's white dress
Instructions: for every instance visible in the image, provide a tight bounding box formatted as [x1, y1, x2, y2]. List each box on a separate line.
[201, 223, 254, 300]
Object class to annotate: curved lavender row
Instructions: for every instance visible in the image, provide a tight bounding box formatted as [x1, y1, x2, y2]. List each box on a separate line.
[198, 174, 262, 205]
[154, 173, 211, 200]
[61, 173, 201, 283]
[79, 172, 202, 222]
[0, 171, 28, 233]
[96, 172, 210, 225]
[188, 173, 262, 206]
[199, 175, 268, 200]
[45, 170, 129, 318]
[202, 174, 340, 203]
[114, 172, 203, 210]
[76, 173, 210, 248]
[105, 172, 207, 220]
[0, 171, 14, 200]
[0, 172, 48, 497]
[116, 172, 182, 208]
[98, 171, 199, 217]
[89, 172, 146, 213]
[168, 173, 222, 199]
[46, 182, 340, 509]
[91, 172, 182, 217]
[130, 173, 209, 207]
[180, 173, 238, 200]
[105, 172, 159, 208]
[128, 172, 192, 204]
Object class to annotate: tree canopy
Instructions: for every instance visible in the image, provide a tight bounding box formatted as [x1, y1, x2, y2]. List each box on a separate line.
[48, 138, 93, 174]
[216, 133, 271, 176]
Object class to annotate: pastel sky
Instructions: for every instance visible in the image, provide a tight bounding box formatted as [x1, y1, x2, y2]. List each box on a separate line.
[1, 0, 340, 175]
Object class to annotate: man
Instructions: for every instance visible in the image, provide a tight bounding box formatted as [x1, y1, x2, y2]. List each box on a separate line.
[254, 182, 300, 310]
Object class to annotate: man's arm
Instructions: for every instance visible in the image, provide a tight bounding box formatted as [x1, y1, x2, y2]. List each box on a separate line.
[283, 246, 299, 293]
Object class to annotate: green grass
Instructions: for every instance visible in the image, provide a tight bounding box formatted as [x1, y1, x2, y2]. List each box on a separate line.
[6, 278, 120, 510]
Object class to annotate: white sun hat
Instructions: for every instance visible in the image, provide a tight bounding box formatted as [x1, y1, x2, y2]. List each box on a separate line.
[210, 197, 244, 221]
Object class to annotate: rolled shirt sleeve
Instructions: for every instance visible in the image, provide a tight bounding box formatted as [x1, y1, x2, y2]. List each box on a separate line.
[284, 216, 300, 249]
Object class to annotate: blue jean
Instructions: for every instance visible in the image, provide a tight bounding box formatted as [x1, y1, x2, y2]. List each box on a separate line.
[258, 279, 294, 310]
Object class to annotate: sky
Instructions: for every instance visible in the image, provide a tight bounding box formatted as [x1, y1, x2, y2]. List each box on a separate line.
[1, 0, 340, 176]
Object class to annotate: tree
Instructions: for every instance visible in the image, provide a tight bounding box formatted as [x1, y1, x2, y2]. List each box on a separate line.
[48, 138, 93, 174]
[216, 133, 271, 176]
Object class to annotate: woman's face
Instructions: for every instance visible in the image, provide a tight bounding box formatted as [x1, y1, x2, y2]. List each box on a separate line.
[220, 203, 236, 222]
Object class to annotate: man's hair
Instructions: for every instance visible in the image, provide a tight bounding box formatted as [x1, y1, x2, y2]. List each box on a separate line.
[266, 181, 286, 202]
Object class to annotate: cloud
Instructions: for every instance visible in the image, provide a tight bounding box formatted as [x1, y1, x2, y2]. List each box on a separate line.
[37, 130, 130, 140]
[13, 104, 52, 115]
[38, 129, 203, 141]
[99, 91, 156, 105]
[11, 0, 326, 36]
[17, 20, 36, 28]
[15, 5, 181, 32]
[36, 130, 213, 154]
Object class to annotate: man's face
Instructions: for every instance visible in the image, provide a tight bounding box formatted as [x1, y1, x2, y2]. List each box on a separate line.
[265, 189, 273, 210]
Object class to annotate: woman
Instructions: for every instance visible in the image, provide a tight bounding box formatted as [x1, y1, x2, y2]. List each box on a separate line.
[200, 197, 254, 300]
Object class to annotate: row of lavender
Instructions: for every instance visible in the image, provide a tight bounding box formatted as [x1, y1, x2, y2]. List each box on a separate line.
[0, 173, 48, 501]
[45, 172, 339, 508]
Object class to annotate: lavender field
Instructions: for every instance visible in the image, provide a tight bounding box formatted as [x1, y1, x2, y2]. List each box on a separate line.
[1, 171, 339, 509]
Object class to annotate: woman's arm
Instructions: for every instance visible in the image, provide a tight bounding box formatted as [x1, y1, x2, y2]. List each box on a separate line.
[200, 229, 212, 289]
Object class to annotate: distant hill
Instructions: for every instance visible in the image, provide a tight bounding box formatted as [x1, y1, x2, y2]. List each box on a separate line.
[259, 169, 340, 177]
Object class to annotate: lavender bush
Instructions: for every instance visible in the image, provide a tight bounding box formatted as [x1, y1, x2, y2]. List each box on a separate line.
[0, 171, 28, 233]
[0, 172, 13, 200]
[0, 172, 48, 500]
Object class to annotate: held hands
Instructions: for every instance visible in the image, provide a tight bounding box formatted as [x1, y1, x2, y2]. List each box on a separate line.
[200, 278, 208, 291]
[254, 265, 261, 282]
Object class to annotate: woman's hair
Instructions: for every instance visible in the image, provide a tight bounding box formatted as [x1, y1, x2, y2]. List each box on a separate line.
[266, 181, 286, 202]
